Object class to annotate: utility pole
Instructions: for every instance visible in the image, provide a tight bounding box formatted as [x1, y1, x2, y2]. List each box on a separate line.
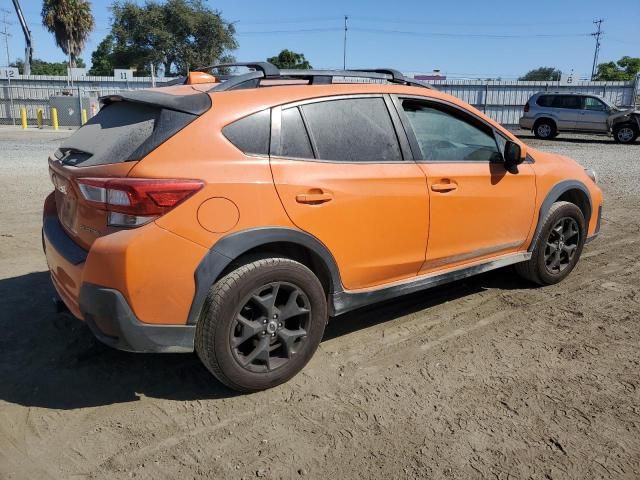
[11, 0, 31, 75]
[0, 9, 15, 125]
[591, 19, 604, 80]
[343, 15, 348, 70]
[0, 9, 12, 66]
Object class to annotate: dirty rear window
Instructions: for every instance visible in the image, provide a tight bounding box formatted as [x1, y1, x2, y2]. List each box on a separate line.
[58, 101, 197, 167]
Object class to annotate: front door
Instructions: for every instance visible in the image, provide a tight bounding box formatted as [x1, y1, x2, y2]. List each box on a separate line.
[576, 96, 610, 132]
[270, 96, 429, 290]
[395, 96, 536, 273]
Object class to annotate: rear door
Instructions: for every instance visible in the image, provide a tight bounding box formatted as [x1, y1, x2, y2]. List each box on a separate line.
[551, 95, 581, 129]
[576, 96, 609, 132]
[269, 95, 429, 290]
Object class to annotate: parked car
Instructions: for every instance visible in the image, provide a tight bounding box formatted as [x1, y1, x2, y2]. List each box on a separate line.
[43, 63, 603, 392]
[520, 92, 640, 144]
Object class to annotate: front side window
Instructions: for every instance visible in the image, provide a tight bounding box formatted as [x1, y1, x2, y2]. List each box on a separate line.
[300, 97, 402, 162]
[584, 97, 607, 111]
[401, 100, 501, 162]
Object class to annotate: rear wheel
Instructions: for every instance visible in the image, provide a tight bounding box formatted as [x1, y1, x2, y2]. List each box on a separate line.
[533, 119, 557, 139]
[613, 123, 638, 144]
[195, 257, 327, 392]
[515, 201, 585, 285]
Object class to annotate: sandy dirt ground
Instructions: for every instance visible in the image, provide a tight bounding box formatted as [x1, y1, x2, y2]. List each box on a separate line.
[1, 128, 639, 479]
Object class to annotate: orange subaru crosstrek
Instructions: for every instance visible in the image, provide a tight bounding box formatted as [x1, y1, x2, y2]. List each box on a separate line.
[43, 63, 603, 392]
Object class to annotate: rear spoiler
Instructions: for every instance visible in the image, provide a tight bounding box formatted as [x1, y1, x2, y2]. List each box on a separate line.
[100, 89, 211, 116]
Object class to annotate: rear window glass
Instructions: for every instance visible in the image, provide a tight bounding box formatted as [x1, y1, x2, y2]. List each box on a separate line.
[536, 95, 554, 107]
[280, 107, 314, 158]
[59, 101, 197, 167]
[300, 98, 402, 162]
[551, 95, 581, 109]
[223, 109, 270, 155]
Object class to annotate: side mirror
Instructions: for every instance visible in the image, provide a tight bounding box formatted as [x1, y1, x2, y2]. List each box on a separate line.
[504, 141, 523, 173]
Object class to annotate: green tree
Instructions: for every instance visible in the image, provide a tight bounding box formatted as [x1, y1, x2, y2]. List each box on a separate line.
[267, 49, 312, 69]
[90, 0, 237, 76]
[11, 58, 85, 75]
[519, 67, 561, 81]
[595, 56, 640, 81]
[41, 0, 95, 67]
[88, 35, 117, 76]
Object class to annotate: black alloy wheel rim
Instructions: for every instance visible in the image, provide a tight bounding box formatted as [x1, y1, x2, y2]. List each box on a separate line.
[544, 217, 580, 274]
[230, 282, 311, 373]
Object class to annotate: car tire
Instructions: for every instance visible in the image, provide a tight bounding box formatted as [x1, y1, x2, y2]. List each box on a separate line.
[195, 257, 327, 392]
[613, 123, 639, 144]
[515, 201, 586, 286]
[533, 119, 557, 139]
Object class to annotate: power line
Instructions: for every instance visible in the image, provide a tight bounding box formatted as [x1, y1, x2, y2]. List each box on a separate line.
[236, 27, 341, 35]
[349, 28, 591, 39]
[354, 16, 595, 27]
[236, 26, 591, 39]
[590, 19, 604, 80]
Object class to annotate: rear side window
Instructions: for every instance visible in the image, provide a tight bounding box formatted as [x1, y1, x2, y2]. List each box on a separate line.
[59, 101, 197, 167]
[536, 95, 554, 107]
[223, 109, 270, 155]
[300, 98, 402, 162]
[551, 95, 581, 109]
[281, 107, 314, 158]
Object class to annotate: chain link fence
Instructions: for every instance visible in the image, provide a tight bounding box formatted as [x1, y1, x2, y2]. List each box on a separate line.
[1, 75, 638, 128]
[0, 83, 153, 128]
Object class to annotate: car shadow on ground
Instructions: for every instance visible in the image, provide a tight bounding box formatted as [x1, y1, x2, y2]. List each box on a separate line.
[515, 133, 616, 145]
[0, 268, 533, 410]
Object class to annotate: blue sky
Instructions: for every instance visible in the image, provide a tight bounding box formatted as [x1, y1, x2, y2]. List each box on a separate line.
[4, 0, 639, 78]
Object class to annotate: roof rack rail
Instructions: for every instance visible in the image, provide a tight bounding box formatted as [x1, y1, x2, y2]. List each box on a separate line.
[202, 64, 433, 92]
[350, 69, 432, 89]
[195, 61, 280, 78]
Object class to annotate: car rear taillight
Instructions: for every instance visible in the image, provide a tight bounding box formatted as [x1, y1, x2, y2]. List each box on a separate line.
[523, 102, 530, 113]
[76, 177, 204, 227]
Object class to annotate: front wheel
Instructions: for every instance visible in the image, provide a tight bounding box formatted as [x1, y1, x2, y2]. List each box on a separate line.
[195, 257, 327, 392]
[613, 123, 639, 144]
[515, 201, 586, 285]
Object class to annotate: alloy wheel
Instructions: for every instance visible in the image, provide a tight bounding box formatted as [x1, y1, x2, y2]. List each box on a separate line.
[230, 282, 311, 373]
[537, 124, 552, 138]
[544, 217, 580, 274]
[617, 127, 635, 143]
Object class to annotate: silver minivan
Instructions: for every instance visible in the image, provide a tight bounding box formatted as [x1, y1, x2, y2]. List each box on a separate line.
[520, 92, 639, 144]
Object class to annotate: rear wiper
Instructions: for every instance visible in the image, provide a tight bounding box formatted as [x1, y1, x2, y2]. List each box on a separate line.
[58, 148, 93, 166]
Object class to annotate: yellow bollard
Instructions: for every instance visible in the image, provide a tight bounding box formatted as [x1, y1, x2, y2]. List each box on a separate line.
[37, 109, 43, 129]
[51, 108, 59, 130]
[20, 107, 27, 129]
[81, 109, 87, 125]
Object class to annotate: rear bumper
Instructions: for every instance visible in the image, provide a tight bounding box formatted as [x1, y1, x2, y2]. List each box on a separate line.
[43, 214, 86, 319]
[519, 117, 534, 130]
[79, 284, 194, 353]
[43, 201, 195, 353]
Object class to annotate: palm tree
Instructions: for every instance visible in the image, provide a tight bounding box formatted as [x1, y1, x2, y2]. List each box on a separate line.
[41, 0, 95, 67]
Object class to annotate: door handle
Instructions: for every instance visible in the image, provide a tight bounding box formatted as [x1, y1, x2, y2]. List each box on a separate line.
[431, 182, 458, 193]
[295, 192, 333, 204]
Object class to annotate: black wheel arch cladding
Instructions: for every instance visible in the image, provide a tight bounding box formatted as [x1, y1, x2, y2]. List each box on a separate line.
[529, 180, 592, 252]
[187, 227, 343, 325]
